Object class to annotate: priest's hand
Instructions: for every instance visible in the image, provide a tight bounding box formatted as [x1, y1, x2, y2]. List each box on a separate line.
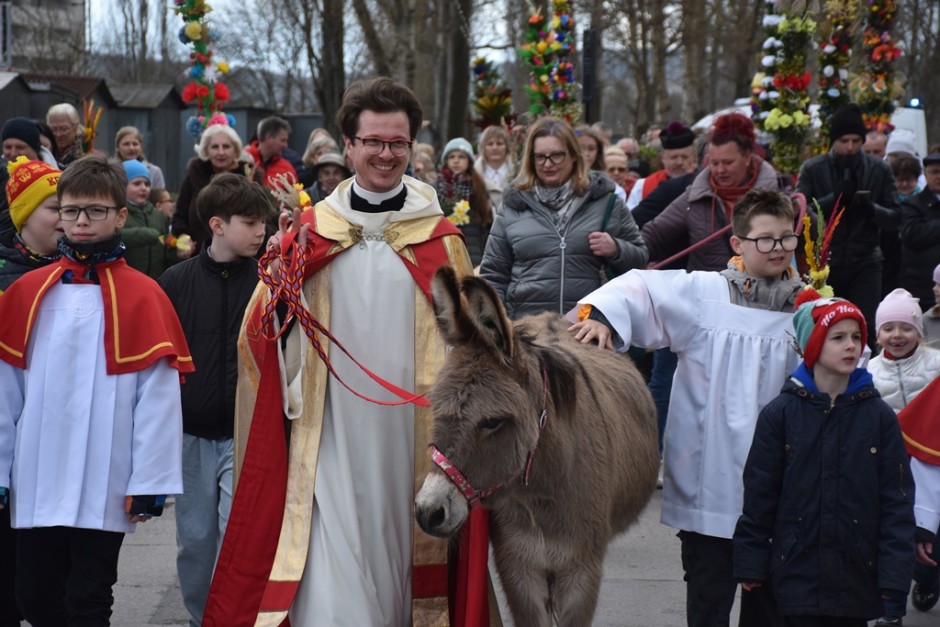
[266, 209, 311, 276]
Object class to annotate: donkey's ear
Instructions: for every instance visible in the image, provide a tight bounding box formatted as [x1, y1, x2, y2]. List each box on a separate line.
[431, 266, 477, 345]
[460, 276, 514, 362]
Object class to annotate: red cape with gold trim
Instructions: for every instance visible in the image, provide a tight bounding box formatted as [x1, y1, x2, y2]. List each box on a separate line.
[0, 256, 193, 375]
[203, 212, 494, 627]
[897, 373, 940, 466]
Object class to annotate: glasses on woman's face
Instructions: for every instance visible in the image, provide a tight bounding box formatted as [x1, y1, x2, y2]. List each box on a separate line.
[737, 234, 800, 253]
[58, 205, 118, 221]
[533, 151, 568, 166]
[354, 136, 413, 156]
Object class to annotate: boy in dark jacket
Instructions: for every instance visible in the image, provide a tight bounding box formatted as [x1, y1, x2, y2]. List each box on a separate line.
[734, 295, 915, 627]
[158, 173, 277, 626]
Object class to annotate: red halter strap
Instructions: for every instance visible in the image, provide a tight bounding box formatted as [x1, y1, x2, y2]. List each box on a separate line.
[430, 367, 550, 508]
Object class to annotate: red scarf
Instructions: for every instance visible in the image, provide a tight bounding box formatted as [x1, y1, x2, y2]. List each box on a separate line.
[0, 256, 193, 375]
[710, 156, 762, 218]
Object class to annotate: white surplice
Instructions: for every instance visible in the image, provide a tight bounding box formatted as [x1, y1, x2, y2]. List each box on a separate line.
[287, 200, 421, 626]
[573, 270, 801, 539]
[0, 283, 184, 533]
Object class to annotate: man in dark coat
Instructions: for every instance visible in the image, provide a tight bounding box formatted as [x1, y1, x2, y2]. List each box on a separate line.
[796, 104, 900, 340]
[900, 153, 940, 309]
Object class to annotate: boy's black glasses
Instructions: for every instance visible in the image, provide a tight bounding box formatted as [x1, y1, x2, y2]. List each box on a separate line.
[738, 234, 799, 253]
[58, 206, 119, 221]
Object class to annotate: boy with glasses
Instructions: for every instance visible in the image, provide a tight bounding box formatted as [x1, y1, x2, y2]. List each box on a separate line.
[0, 155, 191, 626]
[569, 188, 806, 627]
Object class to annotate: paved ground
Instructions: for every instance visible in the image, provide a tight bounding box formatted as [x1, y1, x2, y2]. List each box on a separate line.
[35, 491, 935, 626]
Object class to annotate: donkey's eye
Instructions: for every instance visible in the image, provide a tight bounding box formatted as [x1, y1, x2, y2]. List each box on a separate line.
[478, 417, 506, 433]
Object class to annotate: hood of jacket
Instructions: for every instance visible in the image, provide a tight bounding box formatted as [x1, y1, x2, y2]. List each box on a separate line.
[788, 362, 875, 397]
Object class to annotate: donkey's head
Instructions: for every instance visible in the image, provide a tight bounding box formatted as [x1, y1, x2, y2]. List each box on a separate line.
[415, 266, 548, 538]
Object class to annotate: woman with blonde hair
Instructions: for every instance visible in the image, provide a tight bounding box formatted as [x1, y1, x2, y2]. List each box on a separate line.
[171, 125, 263, 252]
[410, 149, 436, 184]
[480, 117, 647, 318]
[474, 124, 514, 212]
[299, 130, 339, 187]
[115, 126, 166, 189]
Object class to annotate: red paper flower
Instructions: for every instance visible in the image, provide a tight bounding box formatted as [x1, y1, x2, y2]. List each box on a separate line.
[214, 83, 230, 101]
[195, 85, 210, 99]
[181, 82, 198, 102]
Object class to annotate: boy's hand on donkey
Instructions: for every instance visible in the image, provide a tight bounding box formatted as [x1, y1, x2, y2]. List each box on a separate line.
[568, 319, 614, 350]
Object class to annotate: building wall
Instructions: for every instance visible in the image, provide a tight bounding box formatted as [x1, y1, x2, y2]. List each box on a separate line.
[8, 0, 85, 73]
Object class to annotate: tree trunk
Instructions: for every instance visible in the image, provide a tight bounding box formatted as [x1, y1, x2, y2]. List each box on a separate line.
[651, 0, 670, 122]
[680, 0, 707, 122]
[586, 0, 606, 123]
[446, 0, 473, 139]
[351, 0, 392, 77]
[319, 0, 346, 137]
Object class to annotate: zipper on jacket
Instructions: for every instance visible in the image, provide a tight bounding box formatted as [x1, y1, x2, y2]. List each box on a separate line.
[558, 238, 566, 312]
[894, 361, 909, 407]
[218, 270, 228, 433]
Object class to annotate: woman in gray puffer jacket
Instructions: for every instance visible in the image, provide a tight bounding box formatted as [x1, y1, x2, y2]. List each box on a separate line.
[480, 117, 648, 318]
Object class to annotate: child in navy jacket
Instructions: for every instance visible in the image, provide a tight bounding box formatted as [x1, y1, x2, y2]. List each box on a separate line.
[734, 295, 915, 627]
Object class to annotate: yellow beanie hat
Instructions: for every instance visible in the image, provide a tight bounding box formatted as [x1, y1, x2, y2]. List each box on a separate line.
[6, 156, 60, 232]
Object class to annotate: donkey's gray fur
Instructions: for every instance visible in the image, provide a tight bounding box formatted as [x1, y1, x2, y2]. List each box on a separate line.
[415, 267, 659, 626]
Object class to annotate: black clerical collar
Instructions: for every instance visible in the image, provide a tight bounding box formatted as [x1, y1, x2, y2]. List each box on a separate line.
[350, 186, 408, 213]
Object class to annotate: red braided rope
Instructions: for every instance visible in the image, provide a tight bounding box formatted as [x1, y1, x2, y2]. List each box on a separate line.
[257, 242, 430, 407]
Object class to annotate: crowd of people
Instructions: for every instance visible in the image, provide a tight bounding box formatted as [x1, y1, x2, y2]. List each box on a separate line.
[0, 84, 938, 627]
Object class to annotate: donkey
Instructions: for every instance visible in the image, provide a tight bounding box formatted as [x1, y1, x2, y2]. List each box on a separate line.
[415, 267, 659, 627]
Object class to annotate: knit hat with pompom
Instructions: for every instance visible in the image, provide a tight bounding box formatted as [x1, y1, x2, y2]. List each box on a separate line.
[6, 156, 60, 232]
[792, 288, 867, 369]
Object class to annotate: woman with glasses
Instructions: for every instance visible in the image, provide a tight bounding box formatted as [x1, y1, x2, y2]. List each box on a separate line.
[480, 117, 648, 318]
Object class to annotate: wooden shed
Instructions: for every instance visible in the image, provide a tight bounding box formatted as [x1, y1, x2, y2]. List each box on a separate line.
[0, 72, 35, 126]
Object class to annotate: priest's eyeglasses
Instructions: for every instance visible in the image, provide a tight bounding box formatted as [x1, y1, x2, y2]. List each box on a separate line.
[354, 136, 413, 156]
[58, 205, 119, 221]
[738, 234, 800, 253]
